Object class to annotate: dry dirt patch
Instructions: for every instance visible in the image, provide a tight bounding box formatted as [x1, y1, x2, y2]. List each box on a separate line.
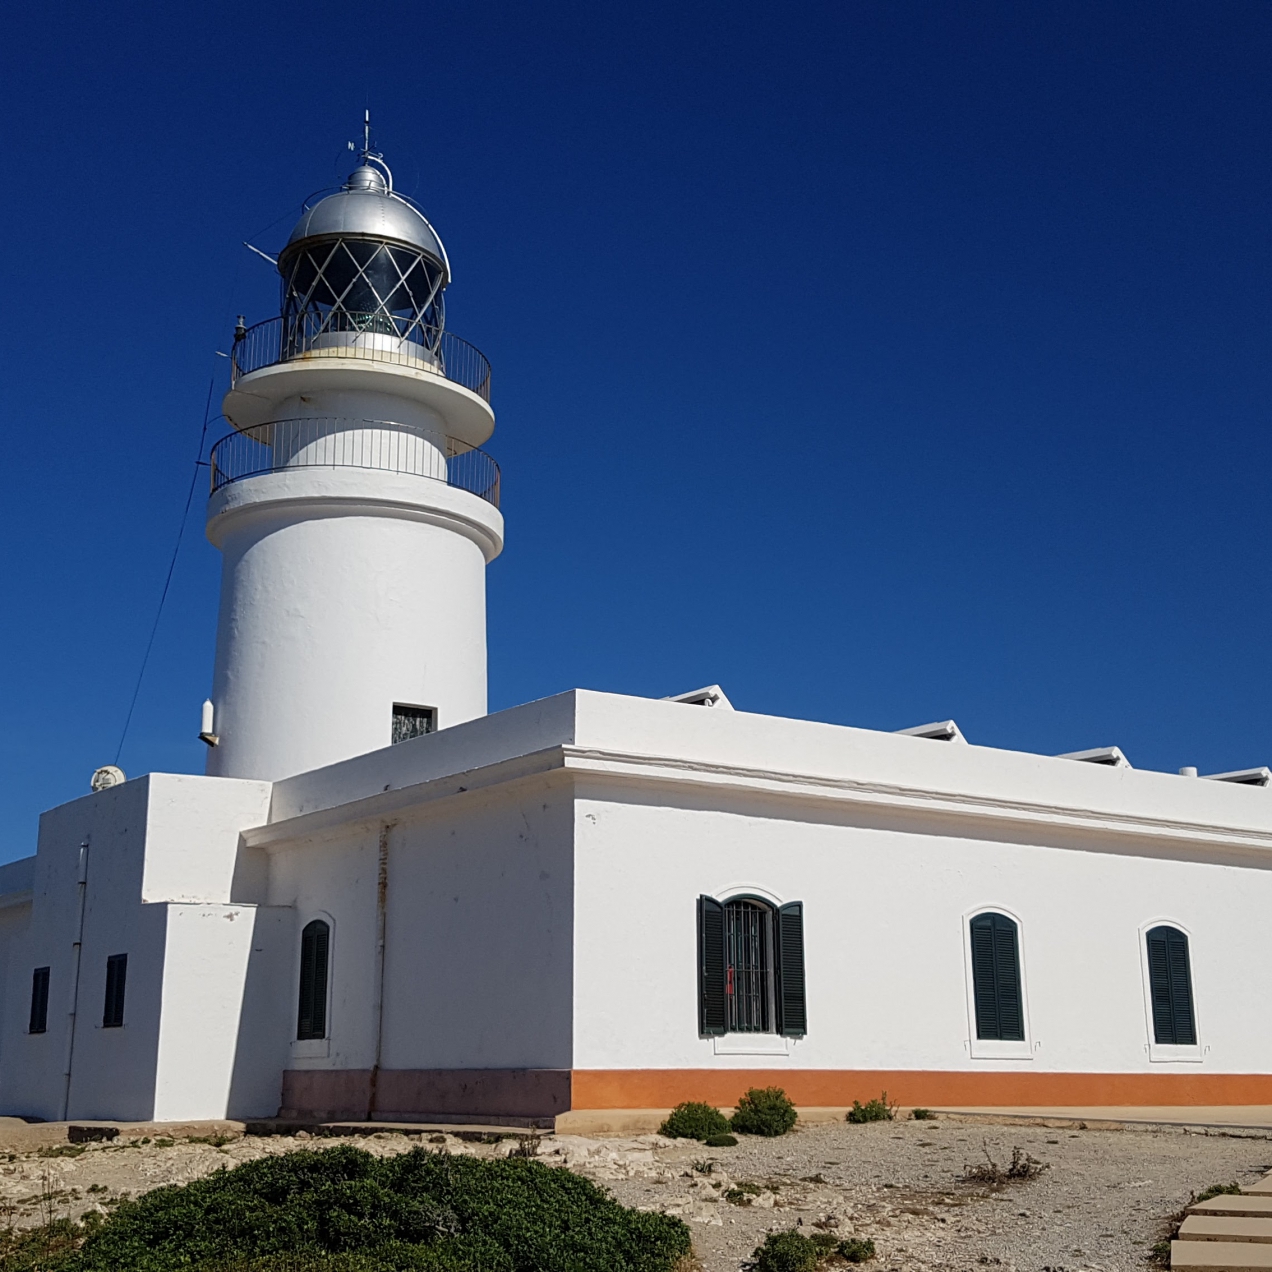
[0, 1117, 1266, 1270]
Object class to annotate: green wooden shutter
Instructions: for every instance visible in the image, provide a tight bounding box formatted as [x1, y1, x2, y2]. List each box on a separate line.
[1147, 926, 1195, 1045]
[698, 896, 726, 1036]
[993, 918, 1024, 1040]
[776, 901, 807, 1037]
[28, 967, 49, 1035]
[970, 913, 1023, 1041]
[103, 954, 127, 1028]
[297, 920, 330, 1040]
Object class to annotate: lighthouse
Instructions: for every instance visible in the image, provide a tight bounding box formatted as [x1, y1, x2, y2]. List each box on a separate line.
[204, 132, 503, 781]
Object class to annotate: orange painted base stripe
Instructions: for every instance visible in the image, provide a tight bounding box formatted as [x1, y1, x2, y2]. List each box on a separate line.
[570, 1069, 1272, 1109]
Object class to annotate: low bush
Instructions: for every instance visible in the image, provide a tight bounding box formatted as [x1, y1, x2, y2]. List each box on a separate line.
[724, 1181, 764, 1206]
[730, 1087, 798, 1137]
[910, 1108, 936, 1121]
[0, 1217, 85, 1271]
[703, 1133, 737, 1148]
[845, 1094, 895, 1124]
[751, 1230, 830, 1272]
[17, 1145, 691, 1271]
[838, 1236, 876, 1262]
[751, 1229, 864, 1272]
[962, 1143, 1048, 1186]
[659, 1101, 732, 1142]
[1194, 1183, 1242, 1203]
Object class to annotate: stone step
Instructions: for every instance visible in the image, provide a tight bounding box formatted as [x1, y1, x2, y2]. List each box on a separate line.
[1192, 1198, 1272, 1220]
[1243, 1180, 1272, 1196]
[1172, 1239, 1272, 1270]
[1180, 1217, 1272, 1244]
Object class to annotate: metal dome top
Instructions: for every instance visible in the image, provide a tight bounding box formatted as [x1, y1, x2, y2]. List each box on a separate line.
[281, 134, 450, 283]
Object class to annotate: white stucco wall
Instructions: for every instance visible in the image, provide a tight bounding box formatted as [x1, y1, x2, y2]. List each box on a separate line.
[264, 778, 575, 1076]
[570, 792, 1272, 1074]
[251, 690, 1272, 1093]
[0, 774, 279, 1121]
[141, 776, 272, 903]
[206, 468, 502, 784]
[153, 902, 292, 1120]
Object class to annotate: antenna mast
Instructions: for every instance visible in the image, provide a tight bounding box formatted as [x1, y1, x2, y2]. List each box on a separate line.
[354, 110, 392, 193]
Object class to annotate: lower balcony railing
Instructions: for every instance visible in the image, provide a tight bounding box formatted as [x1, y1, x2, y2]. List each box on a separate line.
[209, 418, 501, 508]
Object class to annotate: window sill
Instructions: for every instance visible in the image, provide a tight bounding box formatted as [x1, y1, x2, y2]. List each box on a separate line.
[1148, 1044, 1203, 1064]
[968, 1038, 1033, 1061]
[292, 1038, 330, 1059]
[713, 1034, 790, 1057]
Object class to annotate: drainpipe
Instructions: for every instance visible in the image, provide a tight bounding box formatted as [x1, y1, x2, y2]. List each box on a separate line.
[366, 823, 390, 1120]
[60, 839, 90, 1122]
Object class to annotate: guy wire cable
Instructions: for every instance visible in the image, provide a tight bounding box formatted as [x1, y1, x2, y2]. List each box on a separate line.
[114, 377, 217, 766]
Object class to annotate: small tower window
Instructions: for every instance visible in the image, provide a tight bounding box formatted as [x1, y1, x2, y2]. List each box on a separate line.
[297, 920, 330, 1041]
[392, 704, 436, 744]
[103, 954, 127, 1028]
[969, 913, 1024, 1041]
[29, 967, 49, 1034]
[1146, 925, 1196, 1045]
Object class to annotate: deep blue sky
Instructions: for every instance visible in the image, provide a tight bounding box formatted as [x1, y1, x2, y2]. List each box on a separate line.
[2, 1, 1270, 860]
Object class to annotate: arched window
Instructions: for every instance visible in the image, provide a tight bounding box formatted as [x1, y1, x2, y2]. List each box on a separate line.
[697, 895, 806, 1038]
[969, 912, 1024, 1041]
[1146, 925, 1196, 1045]
[297, 919, 330, 1041]
[724, 898, 773, 1033]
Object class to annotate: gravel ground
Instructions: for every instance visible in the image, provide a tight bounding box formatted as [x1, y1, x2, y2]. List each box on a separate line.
[0, 1116, 1268, 1270]
[583, 1117, 1272, 1272]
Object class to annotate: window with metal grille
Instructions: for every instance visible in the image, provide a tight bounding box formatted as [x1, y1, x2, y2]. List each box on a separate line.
[392, 704, 436, 745]
[103, 954, 127, 1029]
[724, 899, 772, 1032]
[697, 895, 806, 1037]
[1146, 925, 1196, 1045]
[297, 920, 330, 1041]
[28, 967, 49, 1034]
[969, 912, 1024, 1041]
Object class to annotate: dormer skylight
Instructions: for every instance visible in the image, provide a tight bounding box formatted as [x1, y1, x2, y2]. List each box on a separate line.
[1059, 746, 1132, 768]
[1203, 767, 1272, 787]
[665, 685, 734, 709]
[895, 720, 968, 744]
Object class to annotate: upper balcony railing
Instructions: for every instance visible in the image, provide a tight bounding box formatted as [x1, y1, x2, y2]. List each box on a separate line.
[210, 418, 501, 508]
[230, 315, 492, 403]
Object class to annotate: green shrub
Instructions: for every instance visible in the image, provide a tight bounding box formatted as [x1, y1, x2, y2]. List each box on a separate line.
[659, 1101, 731, 1141]
[730, 1087, 798, 1137]
[703, 1133, 737, 1148]
[751, 1230, 821, 1272]
[846, 1093, 895, 1124]
[1195, 1183, 1242, 1203]
[37, 1145, 689, 1271]
[0, 1217, 83, 1270]
[910, 1108, 936, 1121]
[839, 1236, 876, 1262]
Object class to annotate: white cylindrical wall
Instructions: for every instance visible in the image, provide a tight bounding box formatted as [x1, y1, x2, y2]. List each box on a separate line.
[205, 467, 502, 782]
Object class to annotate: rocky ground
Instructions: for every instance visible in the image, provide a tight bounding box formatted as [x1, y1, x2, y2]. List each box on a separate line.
[0, 1115, 1268, 1270]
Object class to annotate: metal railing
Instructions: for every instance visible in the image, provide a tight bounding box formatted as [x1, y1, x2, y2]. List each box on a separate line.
[209, 418, 501, 508]
[230, 315, 492, 402]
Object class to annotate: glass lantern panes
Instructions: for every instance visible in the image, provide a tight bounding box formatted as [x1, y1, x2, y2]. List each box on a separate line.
[281, 236, 447, 358]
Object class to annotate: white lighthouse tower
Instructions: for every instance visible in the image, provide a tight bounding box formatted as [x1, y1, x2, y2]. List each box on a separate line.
[204, 132, 503, 781]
